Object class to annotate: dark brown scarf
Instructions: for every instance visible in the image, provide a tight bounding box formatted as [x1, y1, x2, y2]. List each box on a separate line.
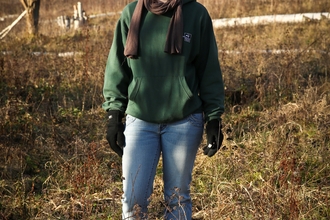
[124, 0, 183, 59]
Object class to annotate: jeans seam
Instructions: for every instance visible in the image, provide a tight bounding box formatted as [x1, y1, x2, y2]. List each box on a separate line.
[143, 142, 159, 205]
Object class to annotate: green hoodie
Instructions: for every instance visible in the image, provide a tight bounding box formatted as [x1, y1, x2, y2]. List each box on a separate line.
[102, 0, 224, 123]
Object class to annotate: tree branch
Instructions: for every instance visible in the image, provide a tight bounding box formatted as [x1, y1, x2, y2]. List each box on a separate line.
[20, 0, 28, 10]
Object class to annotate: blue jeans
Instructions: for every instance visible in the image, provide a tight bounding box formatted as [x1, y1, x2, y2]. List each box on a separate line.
[122, 113, 204, 220]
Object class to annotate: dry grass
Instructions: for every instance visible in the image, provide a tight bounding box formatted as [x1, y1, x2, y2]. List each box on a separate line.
[0, 0, 330, 219]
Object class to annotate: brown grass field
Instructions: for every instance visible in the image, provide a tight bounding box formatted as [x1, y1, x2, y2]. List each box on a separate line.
[0, 0, 330, 219]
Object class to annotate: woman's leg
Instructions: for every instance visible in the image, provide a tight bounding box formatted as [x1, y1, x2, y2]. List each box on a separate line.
[122, 115, 161, 219]
[161, 113, 204, 220]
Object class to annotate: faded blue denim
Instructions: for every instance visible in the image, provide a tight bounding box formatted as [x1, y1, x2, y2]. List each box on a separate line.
[122, 113, 204, 220]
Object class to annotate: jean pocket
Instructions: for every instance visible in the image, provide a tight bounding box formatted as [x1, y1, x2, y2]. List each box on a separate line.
[125, 115, 137, 128]
[188, 113, 204, 128]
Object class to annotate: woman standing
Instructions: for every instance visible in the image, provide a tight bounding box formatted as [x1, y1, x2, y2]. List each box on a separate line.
[103, 0, 225, 219]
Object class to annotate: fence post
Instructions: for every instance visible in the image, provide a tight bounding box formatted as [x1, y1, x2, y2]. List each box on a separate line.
[77, 2, 83, 21]
[73, 2, 85, 29]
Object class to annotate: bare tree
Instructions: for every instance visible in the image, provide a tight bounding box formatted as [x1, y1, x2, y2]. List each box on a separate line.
[20, 0, 40, 35]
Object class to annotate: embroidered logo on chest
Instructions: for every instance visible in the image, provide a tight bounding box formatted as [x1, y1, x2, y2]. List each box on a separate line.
[183, 32, 192, 43]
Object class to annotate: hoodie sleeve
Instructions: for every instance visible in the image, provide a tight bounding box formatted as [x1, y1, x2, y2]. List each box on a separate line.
[102, 6, 133, 113]
[194, 8, 225, 122]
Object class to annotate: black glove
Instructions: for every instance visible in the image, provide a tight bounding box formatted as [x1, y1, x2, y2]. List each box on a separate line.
[203, 119, 224, 157]
[106, 110, 125, 157]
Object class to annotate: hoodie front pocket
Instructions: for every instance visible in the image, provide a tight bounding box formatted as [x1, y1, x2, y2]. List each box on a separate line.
[126, 75, 199, 122]
[179, 76, 193, 99]
[128, 77, 141, 101]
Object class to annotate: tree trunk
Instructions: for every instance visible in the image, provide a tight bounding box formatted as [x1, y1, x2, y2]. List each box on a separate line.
[20, 0, 40, 35]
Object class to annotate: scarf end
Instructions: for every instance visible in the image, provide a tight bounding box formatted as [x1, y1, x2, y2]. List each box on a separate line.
[125, 54, 139, 59]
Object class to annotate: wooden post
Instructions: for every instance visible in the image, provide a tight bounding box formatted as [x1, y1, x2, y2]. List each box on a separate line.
[73, 4, 78, 20]
[20, 0, 40, 35]
[57, 15, 64, 28]
[57, 15, 70, 30]
[73, 2, 85, 29]
[73, 4, 80, 29]
[77, 2, 83, 21]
